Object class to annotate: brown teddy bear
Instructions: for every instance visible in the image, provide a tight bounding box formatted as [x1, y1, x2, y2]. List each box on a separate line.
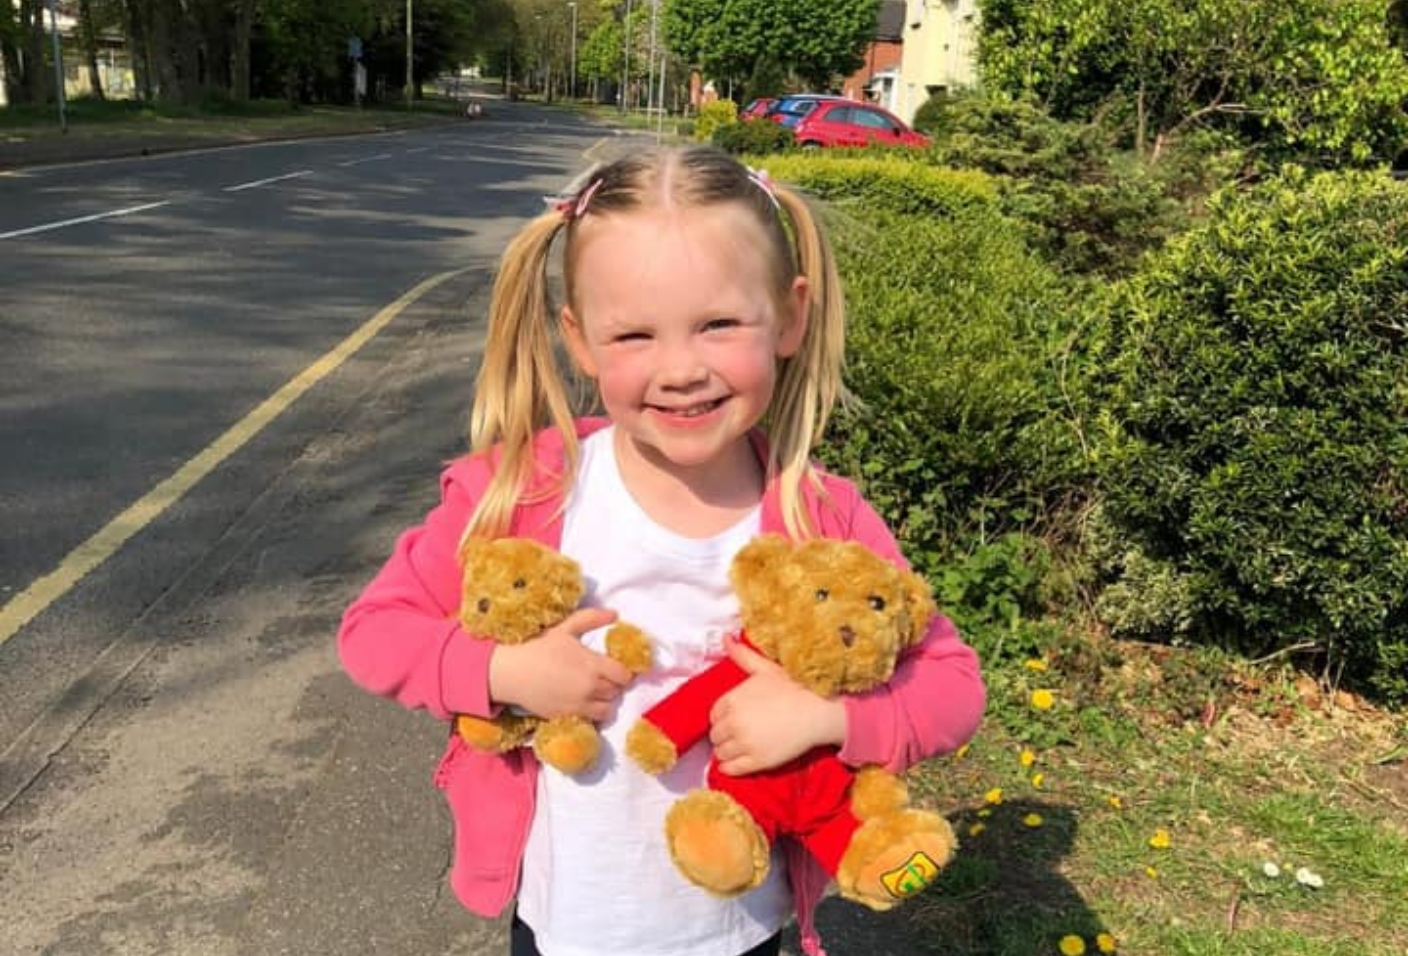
[454, 537, 652, 774]
[625, 534, 957, 911]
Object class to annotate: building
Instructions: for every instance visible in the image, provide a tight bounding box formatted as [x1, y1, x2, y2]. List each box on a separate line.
[896, 0, 979, 121]
[840, 0, 905, 112]
[1, 5, 132, 107]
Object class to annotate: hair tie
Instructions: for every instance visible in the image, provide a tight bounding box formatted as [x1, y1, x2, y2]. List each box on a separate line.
[747, 167, 781, 212]
[548, 178, 603, 221]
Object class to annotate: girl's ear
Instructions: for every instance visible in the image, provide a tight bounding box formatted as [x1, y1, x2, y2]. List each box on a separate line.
[560, 305, 597, 377]
[776, 275, 810, 358]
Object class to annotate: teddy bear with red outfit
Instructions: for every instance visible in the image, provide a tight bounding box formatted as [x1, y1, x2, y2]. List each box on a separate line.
[625, 534, 957, 911]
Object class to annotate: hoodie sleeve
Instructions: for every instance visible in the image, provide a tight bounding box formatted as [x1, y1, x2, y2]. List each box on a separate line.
[827, 487, 987, 773]
[336, 461, 497, 722]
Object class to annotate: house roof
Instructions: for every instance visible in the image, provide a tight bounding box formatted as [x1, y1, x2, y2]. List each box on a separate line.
[876, 0, 906, 41]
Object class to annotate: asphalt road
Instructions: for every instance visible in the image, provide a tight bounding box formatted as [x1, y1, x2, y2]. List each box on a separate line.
[0, 103, 939, 955]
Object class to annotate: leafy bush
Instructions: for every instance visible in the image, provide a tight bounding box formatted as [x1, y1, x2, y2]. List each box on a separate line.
[763, 153, 996, 218]
[711, 118, 795, 155]
[807, 194, 1088, 609]
[693, 99, 738, 142]
[1093, 167, 1408, 705]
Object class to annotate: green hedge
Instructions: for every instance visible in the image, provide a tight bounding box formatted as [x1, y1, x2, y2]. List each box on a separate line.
[761, 153, 996, 218]
[1093, 168, 1408, 705]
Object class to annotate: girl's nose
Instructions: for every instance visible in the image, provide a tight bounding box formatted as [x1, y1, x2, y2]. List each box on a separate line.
[656, 342, 708, 388]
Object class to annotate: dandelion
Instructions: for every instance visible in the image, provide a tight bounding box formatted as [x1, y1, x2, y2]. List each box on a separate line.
[1294, 867, 1324, 889]
[1145, 865, 1160, 879]
[1031, 688, 1056, 710]
[1095, 932, 1117, 954]
[1023, 813, 1044, 828]
[1107, 795, 1123, 810]
[984, 787, 1004, 805]
[1031, 772, 1046, 789]
[1058, 935, 1086, 955]
[1148, 829, 1171, 850]
[1020, 748, 1037, 768]
[1262, 861, 1281, 878]
[954, 743, 970, 760]
[968, 822, 986, 837]
[1025, 658, 1049, 672]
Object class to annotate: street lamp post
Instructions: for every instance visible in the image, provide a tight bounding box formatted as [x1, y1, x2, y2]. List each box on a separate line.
[47, 0, 67, 133]
[568, 2, 578, 100]
[404, 0, 414, 109]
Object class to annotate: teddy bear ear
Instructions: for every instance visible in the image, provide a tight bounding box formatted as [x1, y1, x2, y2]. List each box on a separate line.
[729, 535, 790, 598]
[900, 570, 939, 648]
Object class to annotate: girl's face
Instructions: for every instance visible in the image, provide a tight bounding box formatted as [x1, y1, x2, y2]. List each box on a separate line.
[562, 203, 808, 490]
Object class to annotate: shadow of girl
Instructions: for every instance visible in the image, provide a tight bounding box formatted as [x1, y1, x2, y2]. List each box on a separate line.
[781, 800, 1109, 955]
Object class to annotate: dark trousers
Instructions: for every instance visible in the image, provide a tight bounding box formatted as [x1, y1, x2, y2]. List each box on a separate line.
[510, 914, 782, 956]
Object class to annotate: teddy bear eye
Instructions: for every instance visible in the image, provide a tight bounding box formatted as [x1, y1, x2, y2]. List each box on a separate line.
[815, 588, 830, 602]
[869, 595, 886, 611]
[512, 578, 527, 589]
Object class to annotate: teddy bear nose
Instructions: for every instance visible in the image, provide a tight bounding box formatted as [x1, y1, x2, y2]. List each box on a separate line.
[839, 625, 856, 648]
[477, 597, 491, 614]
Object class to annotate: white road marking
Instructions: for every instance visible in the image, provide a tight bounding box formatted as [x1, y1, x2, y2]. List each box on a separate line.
[337, 153, 394, 167]
[223, 170, 314, 192]
[0, 201, 171, 240]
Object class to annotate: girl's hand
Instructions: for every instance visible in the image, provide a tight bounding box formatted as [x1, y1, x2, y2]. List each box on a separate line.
[488, 608, 632, 722]
[708, 636, 847, 776]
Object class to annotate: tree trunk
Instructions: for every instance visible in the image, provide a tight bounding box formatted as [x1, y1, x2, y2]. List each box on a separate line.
[230, 0, 253, 101]
[23, 0, 48, 104]
[123, 0, 153, 100]
[78, 0, 105, 100]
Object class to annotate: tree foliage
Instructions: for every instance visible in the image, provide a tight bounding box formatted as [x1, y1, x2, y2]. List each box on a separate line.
[977, 0, 1408, 166]
[663, 0, 880, 93]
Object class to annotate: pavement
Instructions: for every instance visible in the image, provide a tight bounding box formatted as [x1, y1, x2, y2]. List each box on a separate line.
[0, 117, 948, 956]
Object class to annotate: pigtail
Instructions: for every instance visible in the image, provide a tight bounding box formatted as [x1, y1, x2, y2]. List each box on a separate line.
[769, 183, 852, 540]
[465, 210, 581, 540]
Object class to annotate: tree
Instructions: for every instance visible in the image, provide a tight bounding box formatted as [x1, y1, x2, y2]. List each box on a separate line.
[664, 0, 880, 96]
[977, 0, 1408, 166]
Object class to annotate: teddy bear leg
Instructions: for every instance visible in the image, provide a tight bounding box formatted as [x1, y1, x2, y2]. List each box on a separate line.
[850, 766, 911, 820]
[533, 716, 602, 775]
[665, 790, 770, 897]
[456, 712, 538, 752]
[836, 809, 957, 911]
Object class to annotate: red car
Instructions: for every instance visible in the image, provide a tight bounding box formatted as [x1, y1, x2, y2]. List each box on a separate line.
[739, 97, 777, 120]
[791, 100, 931, 149]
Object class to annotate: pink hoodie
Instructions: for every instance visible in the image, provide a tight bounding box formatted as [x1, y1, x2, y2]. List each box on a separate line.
[338, 419, 985, 956]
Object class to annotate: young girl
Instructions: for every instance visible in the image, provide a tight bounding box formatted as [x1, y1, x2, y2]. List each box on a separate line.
[338, 144, 985, 956]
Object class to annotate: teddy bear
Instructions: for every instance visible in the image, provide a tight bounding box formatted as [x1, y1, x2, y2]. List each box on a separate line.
[454, 537, 652, 774]
[625, 534, 957, 911]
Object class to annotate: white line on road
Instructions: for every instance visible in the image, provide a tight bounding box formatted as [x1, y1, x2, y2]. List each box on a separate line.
[223, 170, 314, 192]
[0, 201, 171, 241]
[337, 153, 394, 167]
[0, 266, 471, 648]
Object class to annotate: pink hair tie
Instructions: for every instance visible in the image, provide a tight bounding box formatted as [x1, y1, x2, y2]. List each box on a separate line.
[747, 166, 781, 211]
[548, 178, 603, 221]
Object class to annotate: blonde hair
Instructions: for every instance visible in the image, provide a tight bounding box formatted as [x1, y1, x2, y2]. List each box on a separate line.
[464, 144, 849, 541]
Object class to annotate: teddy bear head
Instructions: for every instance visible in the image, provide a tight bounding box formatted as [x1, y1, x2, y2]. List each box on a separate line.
[457, 537, 585, 644]
[729, 535, 937, 698]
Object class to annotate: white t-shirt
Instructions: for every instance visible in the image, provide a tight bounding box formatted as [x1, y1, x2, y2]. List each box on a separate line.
[516, 427, 790, 956]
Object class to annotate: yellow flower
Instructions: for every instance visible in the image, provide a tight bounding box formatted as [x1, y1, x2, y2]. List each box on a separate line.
[1107, 795, 1123, 810]
[1095, 933, 1117, 954]
[1023, 813, 1044, 828]
[1145, 865, 1159, 879]
[1031, 772, 1046, 788]
[954, 743, 971, 760]
[984, 787, 1004, 805]
[1020, 748, 1036, 768]
[1148, 829, 1172, 850]
[968, 822, 986, 837]
[977, 808, 993, 818]
[1058, 935, 1087, 955]
[1025, 658, 1049, 671]
[1031, 688, 1056, 710]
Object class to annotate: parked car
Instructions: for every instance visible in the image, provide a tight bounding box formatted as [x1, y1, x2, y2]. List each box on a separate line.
[790, 100, 931, 149]
[764, 94, 849, 128]
[739, 97, 777, 120]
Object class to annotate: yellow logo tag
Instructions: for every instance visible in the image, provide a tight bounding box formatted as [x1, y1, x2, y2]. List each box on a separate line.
[880, 851, 940, 898]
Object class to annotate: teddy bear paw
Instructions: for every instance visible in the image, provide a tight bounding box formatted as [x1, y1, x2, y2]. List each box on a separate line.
[836, 809, 956, 911]
[605, 623, 653, 675]
[625, 720, 679, 774]
[534, 716, 602, 774]
[666, 790, 770, 897]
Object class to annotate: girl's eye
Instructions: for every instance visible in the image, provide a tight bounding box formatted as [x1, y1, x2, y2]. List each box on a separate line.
[815, 588, 829, 602]
[615, 331, 650, 343]
[869, 595, 886, 611]
[704, 317, 739, 332]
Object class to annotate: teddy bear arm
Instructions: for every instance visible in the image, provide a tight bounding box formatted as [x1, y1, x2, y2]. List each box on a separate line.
[604, 622, 653, 675]
[455, 711, 539, 752]
[636, 655, 748, 758]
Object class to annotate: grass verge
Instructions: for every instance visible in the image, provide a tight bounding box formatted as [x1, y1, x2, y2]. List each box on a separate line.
[904, 638, 1408, 955]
